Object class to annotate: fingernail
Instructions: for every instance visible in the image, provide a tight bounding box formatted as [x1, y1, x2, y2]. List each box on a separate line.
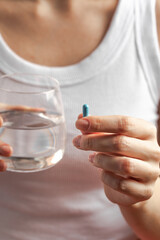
[76, 119, 89, 131]
[73, 136, 81, 148]
[0, 145, 12, 156]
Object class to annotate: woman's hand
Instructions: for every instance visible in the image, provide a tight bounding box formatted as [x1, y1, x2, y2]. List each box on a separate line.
[0, 103, 45, 172]
[73, 115, 160, 206]
[0, 115, 12, 172]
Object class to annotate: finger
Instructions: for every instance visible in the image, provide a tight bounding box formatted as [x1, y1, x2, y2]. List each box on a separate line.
[89, 154, 160, 182]
[0, 159, 7, 172]
[73, 134, 160, 161]
[0, 102, 45, 113]
[0, 142, 13, 157]
[101, 171, 153, 201]
[12, 106, 45, 113]
[78, 113, 83, 120]
[0, 116, 3, 127]
[75, 115, 156, 140]
[77, 113, 94, 135]
[77, 113, 86, 134]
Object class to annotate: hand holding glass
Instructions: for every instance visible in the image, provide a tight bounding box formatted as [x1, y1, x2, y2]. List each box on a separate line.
[0, 74, 66, 172]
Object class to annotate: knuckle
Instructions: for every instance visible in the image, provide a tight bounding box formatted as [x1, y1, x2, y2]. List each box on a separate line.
[113, 135, 129, 152]
[84, 137, 93, 149]
[118, 180, 128, 192]
[149, 124, 157, 138]
[120, 158, 134, 176]
[118, 116, 132, 134]
[139, 187, 153, 201]
[107, 177, 128, 192]
[151, 147, 160, 162]
[94, 118, 102, 131]
[150, 167, 160, 180]
[101, 172, 130, 194]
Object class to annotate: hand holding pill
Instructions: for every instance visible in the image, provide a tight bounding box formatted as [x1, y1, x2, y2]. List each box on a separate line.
[73, 109, 160, 207]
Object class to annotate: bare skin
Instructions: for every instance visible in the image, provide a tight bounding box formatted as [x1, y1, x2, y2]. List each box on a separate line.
[73, 114, 160, 240]
[1, 0, 160, 239]
[0, 0, 118, 66]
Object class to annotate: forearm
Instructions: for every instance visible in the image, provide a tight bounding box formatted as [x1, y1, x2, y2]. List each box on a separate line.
[120, 178, 160, 240]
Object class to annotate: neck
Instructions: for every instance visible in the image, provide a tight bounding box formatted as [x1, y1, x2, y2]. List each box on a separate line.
[45, 0, 71, 11]
[37, 0, 80, 13]
[36, 0, 118, 15]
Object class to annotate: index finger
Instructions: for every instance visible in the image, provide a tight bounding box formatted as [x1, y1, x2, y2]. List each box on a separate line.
[0, 103, 46, 113]
[0, 116, 3, 127]
[75, 115, 156, 140]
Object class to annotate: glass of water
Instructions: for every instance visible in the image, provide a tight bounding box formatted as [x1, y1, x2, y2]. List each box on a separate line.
[0, 73, 66, 172]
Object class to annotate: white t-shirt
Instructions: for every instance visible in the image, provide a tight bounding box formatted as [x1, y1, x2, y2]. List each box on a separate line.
[0, 0, 159, 239]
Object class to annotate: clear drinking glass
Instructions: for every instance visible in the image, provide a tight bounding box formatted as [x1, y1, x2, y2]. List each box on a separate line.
[0, 73, 66, 172]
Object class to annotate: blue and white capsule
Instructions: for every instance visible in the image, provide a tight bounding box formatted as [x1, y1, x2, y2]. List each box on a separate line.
[83, 104, 89, 117]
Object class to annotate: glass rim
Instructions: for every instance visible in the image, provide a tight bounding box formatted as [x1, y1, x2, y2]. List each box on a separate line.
[0, 73, 60, 95]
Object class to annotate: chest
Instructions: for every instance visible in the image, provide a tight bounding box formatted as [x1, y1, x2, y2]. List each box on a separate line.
[0, 8, 113, 67]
